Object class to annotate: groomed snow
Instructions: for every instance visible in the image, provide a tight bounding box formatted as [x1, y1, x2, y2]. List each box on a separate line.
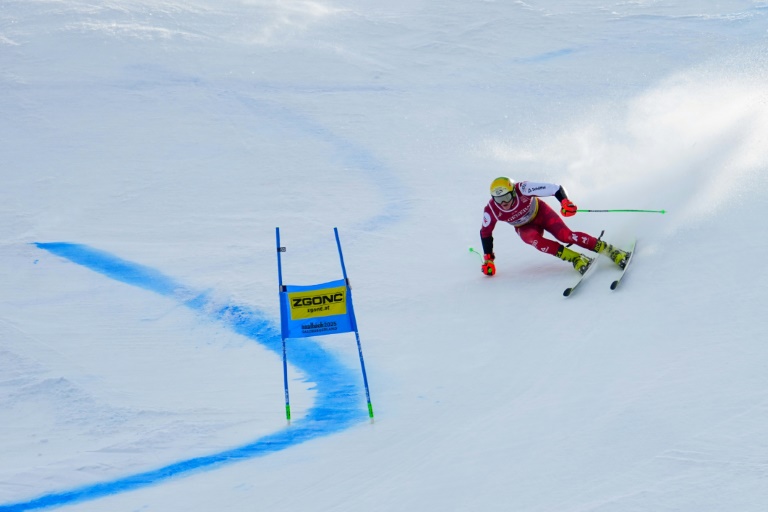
[2, 1, 768, 511]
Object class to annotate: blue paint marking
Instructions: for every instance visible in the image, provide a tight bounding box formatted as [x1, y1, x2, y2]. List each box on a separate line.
[0, 243, 367, 512]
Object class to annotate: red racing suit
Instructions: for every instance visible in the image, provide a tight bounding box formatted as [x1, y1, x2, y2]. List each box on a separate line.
[480, 181, 599, 257]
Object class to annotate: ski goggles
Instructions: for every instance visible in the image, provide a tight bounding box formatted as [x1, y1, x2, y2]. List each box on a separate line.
[492, 191, 514, 204]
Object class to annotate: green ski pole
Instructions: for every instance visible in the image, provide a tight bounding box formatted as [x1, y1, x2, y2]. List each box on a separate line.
[469, 247, 485, 260]
[577, 209, 666, 214]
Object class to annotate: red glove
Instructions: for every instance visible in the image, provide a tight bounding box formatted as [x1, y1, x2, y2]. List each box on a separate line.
[481, 253, 496, 276]
[560, 198, 577, 217]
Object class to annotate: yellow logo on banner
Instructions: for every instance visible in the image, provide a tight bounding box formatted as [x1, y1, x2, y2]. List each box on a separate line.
[288, 285, 347, 320]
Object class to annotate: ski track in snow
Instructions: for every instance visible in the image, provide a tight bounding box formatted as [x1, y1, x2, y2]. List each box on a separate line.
[5, 2, 768, 511]
[0, 243, 367, 512]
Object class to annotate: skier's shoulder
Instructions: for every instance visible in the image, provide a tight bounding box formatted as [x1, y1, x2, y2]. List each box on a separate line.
[481, 201, 498, 233]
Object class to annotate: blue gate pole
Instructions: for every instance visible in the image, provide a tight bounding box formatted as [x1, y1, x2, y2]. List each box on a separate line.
[334, 228, 374, 420]
[276, 227, 291, 423]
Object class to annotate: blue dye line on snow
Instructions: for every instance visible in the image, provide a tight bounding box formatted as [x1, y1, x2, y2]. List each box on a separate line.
[0, 243, 367, 512]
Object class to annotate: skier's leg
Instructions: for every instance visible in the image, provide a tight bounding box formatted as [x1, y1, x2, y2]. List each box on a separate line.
[515, 224, 561, 256]
[539, 202, 629, 267]
[536, 201, 599, 250]
[544, 208, 628, 268]
[525, 202, 593, 273]
[516, 222, 590, 273]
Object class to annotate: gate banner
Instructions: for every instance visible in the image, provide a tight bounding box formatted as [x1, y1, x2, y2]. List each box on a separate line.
[279, 279, 355, 339]
[276, 227, 374, 421]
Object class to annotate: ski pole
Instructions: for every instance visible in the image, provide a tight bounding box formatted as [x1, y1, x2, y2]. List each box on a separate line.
[577, 209, 666, 214]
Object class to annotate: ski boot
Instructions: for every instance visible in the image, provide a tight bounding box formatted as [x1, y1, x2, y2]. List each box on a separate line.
[556, 246, 593, 275]
[594, 240, 630, 269]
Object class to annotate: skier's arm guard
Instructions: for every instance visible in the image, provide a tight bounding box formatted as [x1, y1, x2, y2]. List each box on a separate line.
[554, 185, 569, 203]
[481, 235, 494, 255]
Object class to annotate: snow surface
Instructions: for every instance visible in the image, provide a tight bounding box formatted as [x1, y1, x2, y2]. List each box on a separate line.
[2, 1, 768, 511]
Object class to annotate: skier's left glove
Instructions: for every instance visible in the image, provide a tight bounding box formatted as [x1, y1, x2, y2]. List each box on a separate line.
[481, 253, 496, 276]
[560, 198, 577, 217]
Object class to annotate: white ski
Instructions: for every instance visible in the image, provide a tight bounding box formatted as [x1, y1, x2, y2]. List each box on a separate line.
[563, 255, 599, 297]
[610, 239, 637, 291]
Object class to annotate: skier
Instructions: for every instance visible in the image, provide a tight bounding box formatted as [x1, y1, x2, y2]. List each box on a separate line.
[479, 177, 629, 276]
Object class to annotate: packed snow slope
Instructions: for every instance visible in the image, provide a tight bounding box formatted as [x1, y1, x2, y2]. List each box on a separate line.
[2, 1, 768, 511]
